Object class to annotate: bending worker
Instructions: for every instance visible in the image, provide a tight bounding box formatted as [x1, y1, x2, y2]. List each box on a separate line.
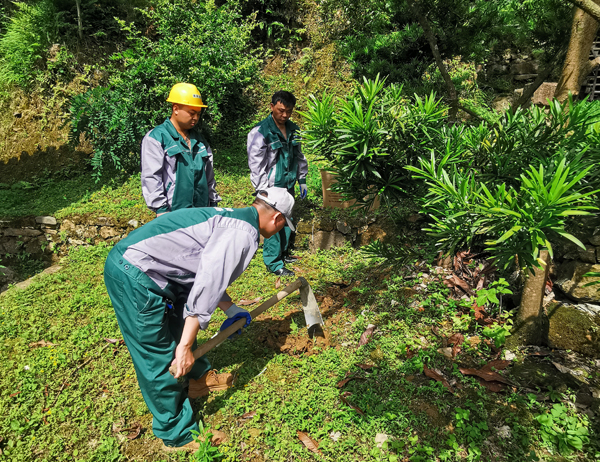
[141, 82, 221, 216]
[247, 90, 308, 277]
[104, 187, 295, 452]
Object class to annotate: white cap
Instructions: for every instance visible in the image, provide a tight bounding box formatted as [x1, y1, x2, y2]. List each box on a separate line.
[256, 187, 295, 231]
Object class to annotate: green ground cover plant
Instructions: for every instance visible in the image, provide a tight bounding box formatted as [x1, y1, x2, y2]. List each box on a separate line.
[68, 0, 259, 178]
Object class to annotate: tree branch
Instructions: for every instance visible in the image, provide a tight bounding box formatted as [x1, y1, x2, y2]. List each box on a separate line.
[564, 0, 600, 23]
[406, 0, 459, 122]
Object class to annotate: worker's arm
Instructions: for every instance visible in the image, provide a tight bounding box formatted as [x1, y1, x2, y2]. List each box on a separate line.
[184, 223, 258, 330]
[172, 316, 200, 378]
[247, 127, 270, 191]
[204, 145, 222, 205]
[141, 134, 170, 214]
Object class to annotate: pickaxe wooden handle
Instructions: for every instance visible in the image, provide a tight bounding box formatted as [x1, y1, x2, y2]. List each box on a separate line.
[169, 278, 305, 377]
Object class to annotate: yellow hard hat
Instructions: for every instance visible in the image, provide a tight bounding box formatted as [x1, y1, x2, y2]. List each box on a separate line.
[166, 83, 207, 108]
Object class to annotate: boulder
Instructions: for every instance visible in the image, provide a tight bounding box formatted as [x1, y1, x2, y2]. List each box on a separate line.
[356, 224, 388, 247]
[532, 82, 557, 106]
[511, 61, 538, 75]
[336, 220, 352, 235]
[100, 227, 120, 239]
[555, 261, 600, 303]
[547, 301, 600, 357]
[296, 221, 313, 234]
[310, 230, 347, 251]
[3, 228, 42, 237]
[35, 216, 57, 226]
[60, 219, 76, 233]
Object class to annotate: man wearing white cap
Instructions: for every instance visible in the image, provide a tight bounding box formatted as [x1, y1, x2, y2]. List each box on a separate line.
[104, 187, 294, 452]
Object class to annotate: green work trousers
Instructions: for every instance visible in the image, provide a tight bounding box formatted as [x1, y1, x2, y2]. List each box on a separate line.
[262, 187, 295, 273]
[103, 252, 211, 447]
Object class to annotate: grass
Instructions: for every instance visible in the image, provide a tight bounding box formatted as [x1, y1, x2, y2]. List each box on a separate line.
[2, 230, 599, 461]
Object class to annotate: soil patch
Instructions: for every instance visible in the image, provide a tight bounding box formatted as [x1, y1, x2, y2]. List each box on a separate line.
[255, 317, 332, 357]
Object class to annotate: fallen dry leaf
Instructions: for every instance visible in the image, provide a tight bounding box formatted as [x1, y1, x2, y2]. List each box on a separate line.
[9, 392, 21, 398]
[297, 431, 322, 455]
[211, 430, 227, 446]
[240, 411, 257, 421]
[28, 340, 56, 349]
[459, 367, 509, 384]
[450, 275, 473, 295]
[355, 363, 376, 370]
[423, 366, 454, 392]
[358, 324, 376, 346]
[340, 395, 365, 416]
[336, 378, 352, 388]
[115, 421, 142, 440]
[275, 277, 281, 289]
[447, 333, 464, 358]
[481, 360, 511, 372]
[238, 297, 261, 306]
[104, 338, 120, 344]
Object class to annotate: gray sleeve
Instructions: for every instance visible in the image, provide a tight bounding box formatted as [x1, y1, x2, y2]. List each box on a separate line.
[141, 134, 169, 213]
[183, 227, 256, 329]
[247, 127, 269, 191]
[204, 145, 222, 203]
[296, 142, 308, 183]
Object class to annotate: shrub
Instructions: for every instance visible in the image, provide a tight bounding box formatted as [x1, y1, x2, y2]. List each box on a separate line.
[69, 0, 259, 178]
[303, 78, 600, 273]
[0, 0, 63, 88]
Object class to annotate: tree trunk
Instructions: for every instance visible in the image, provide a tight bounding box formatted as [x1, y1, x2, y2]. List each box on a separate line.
[565, 0, 600, 22]
[75, 0, 83, 41]
[506, 251, 550, 348]
[406, 0, 458, 122]
[510, 66, 554, 113]
[555, 2, 600, 102]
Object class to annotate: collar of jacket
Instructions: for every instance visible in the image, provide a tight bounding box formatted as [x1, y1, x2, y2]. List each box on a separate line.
[266, 114, 297, 141]
[162, 117, 201, 156]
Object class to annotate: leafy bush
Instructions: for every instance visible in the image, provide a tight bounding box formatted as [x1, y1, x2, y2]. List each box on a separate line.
[0, 0, 63, 88]
[69, 0, 259, 177]
[304, 78, 600, 273]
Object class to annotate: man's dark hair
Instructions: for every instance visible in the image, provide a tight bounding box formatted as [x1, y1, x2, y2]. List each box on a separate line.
[271, 91, 296, 108]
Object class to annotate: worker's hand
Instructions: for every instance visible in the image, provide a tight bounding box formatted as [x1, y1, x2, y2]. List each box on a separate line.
[172, 343, 195, 379]
[299, 184, 308, 199]
[220, 304, 251, 339]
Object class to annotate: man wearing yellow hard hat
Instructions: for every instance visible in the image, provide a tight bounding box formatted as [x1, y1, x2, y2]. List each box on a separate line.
[141, 83, 221, 215]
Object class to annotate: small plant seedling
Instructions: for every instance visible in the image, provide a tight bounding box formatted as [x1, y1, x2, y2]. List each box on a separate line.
[191, 421, 223, 462]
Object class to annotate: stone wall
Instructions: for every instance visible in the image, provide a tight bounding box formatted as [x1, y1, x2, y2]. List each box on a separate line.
[0, 215, 144, 291]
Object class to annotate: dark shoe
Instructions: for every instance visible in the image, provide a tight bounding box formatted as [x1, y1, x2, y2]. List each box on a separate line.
[273, 267, 295, 277]
[284, 255, 300, 264]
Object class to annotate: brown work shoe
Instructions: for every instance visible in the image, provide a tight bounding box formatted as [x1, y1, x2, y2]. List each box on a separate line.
[162, 440, 200, 453]
[188, 370, 235, 399]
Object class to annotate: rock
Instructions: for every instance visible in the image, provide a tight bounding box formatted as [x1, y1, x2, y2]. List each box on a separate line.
[496, 425, 512, 439]
[511, 61, 538, 75]
[488, 64, 509, 75]
[504, 350, 516, 361]
[67, 238, 87, 246]
[532, 82, 558, 106]
[375, 433, 390, 448]
[590, 228, 600, 246]
[578, 246, 597, 264]
[296, 221, 312, 234]
[555, 261, 600, 303]
[336, 220, 352, 235]
[514, 74, 537, 81]
[100, 227, 120, 239]
[310, 230, 346, 251]
[128, 219, 139, 228]
[355, 225, 387, 247]
[313, 217, 335, 232]
[2, 238, 22, 254]
[35, 216, 57, 226]
[491, 96, 514, 112]
[3, 228, 42, 237]
[60, 219, 76, 233]
[547, 301, 600, 357]
[96, 217, 109, 225]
